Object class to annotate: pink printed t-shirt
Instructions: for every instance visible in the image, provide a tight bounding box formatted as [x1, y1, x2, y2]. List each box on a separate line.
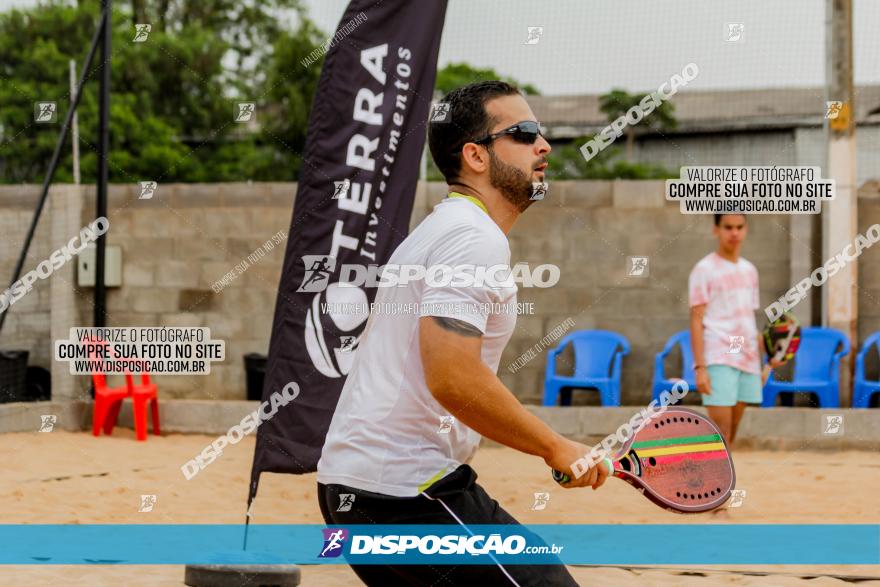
[688, 252, 761, 375]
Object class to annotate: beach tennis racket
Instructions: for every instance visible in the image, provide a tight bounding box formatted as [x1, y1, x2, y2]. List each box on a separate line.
[761, 312, 801, 385]
[551, 407, 735, 513]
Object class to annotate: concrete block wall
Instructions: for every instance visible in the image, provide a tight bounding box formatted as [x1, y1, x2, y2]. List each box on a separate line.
[2, 180, 879, 404]
[0, 186, 62, 403]
[87, 182, 293, 400]
[413, 181, 795, 404]
[0, 183, 293, 401]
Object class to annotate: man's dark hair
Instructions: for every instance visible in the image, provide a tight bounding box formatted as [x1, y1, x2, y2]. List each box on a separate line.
[714, 213, 747, 226]
[428, 81, 521, 183]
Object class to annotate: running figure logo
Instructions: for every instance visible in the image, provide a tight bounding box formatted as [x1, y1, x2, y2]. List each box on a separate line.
[627, 256, 649, 277]
[822, 415, 844, 435]
[726, 23, 744, 42]
[297, 255, 336, 293]
[728, 489, 746, 508]
[430, 102, 450, 122]
[139, 181, 158, 200]
[339, 336, 357, 353]
[524, 26, 544, 45]
[825, 101, 843, 120]
[38, 415, 57, 432]
[138, 495, 157, 512]
[332, 179, 351, 200]
[35, 102, 57, 123]
[530, 181, 548, 201]
[133, 24, 151, 42]
[437, 415, 454, 434]
[728, 335, 744, 354]
[319, 528, 348, 558]
[530, 492, 550, 511]
[336, 494, 355, 512]
[235, 103, 255, 123]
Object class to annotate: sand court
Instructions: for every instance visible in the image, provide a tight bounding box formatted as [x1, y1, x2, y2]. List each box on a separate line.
[2, 429, 878, 585]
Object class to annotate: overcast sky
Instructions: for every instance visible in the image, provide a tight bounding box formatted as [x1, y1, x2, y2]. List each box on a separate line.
[306, 0, 880, 96]
[4, 0, 878, 96]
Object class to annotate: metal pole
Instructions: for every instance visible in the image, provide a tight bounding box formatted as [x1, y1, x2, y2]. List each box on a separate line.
[94, 0, 111, 329]
[824, 0, 856, 406]
[814, 0, 833, 329]
[69, 60, 81, 185]
[0, 10, 106, 336]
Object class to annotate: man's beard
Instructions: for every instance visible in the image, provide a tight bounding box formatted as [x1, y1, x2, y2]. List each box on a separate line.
[488, 148, 536, 212]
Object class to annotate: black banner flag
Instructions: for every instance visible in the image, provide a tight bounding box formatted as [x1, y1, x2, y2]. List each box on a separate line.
[248, 0, 448, 510]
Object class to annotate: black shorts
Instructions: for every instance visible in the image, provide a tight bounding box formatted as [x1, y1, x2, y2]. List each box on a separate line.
[317, 464, 579, 586]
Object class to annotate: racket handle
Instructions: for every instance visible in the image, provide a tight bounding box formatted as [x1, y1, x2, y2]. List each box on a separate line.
[552, 457, 614, 485]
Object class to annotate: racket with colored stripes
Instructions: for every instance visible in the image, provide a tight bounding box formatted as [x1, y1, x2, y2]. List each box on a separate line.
[552, 407, 735, 513]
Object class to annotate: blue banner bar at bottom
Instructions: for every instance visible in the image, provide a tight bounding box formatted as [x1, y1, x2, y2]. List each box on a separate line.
[0, 525, 877, 565]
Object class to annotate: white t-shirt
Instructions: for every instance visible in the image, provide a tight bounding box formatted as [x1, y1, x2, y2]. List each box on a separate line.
[688, 252, 761, 375]
[317, 196, 518, 497]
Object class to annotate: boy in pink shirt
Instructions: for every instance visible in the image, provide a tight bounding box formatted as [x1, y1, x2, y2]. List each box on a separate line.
[688, 214, 782, 444]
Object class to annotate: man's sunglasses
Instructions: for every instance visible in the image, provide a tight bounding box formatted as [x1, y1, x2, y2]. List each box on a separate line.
[472, 120, 544, 146]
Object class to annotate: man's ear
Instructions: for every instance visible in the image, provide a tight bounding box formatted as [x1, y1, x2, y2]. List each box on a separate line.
[459, 142, 489, 176]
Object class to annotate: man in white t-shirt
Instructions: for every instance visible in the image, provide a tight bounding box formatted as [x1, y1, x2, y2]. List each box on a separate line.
[689, 213, 782, 445]
[316, 81, 607, 586]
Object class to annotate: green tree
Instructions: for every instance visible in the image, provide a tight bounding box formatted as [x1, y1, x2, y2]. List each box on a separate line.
[0, 0, 322, 184]
[546, 141, 676, 180]
[435, 62, 540, 96]
[254, 16, 326, 181]
[598, 88, 677, 162]
[544, 87, 679, 180]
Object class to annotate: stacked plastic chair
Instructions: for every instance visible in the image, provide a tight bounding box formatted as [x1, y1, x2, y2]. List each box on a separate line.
[543, 330, 630, 407]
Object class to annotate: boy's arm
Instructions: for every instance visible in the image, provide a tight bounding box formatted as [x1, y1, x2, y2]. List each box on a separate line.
[690, 303, 707, 367]
[418, 315, 608, 490]
[690, 304, 711, 394]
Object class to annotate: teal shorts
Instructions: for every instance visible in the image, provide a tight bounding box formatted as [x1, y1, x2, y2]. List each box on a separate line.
[703, 364, 762, 407]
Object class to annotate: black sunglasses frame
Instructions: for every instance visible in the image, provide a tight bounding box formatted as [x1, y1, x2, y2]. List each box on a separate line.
[472, 121, 544, 146]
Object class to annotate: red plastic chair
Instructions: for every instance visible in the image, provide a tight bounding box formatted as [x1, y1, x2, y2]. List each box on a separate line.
[91, 370, 129, 437]
[88, 337, 160, 441]
[127, 372, 160, 441]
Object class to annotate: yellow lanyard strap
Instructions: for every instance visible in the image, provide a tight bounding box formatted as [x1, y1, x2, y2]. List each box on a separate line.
[448, 192, 488, 215]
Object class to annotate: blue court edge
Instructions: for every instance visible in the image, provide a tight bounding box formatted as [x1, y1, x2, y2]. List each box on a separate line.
[1, 524, 877, 565]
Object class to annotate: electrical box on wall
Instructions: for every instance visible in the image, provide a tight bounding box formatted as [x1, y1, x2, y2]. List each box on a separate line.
[77, 244, 123, 287]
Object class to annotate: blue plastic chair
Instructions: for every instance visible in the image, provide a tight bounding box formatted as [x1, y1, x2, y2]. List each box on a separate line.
[543, 330, 630, 407]
[762, 327, 850, 408]
[652, 330, 697, 403]
[854, 332, 880, 408]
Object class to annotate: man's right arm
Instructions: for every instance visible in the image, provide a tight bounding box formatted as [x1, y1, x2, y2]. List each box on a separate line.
[419, 315, 608, 490]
